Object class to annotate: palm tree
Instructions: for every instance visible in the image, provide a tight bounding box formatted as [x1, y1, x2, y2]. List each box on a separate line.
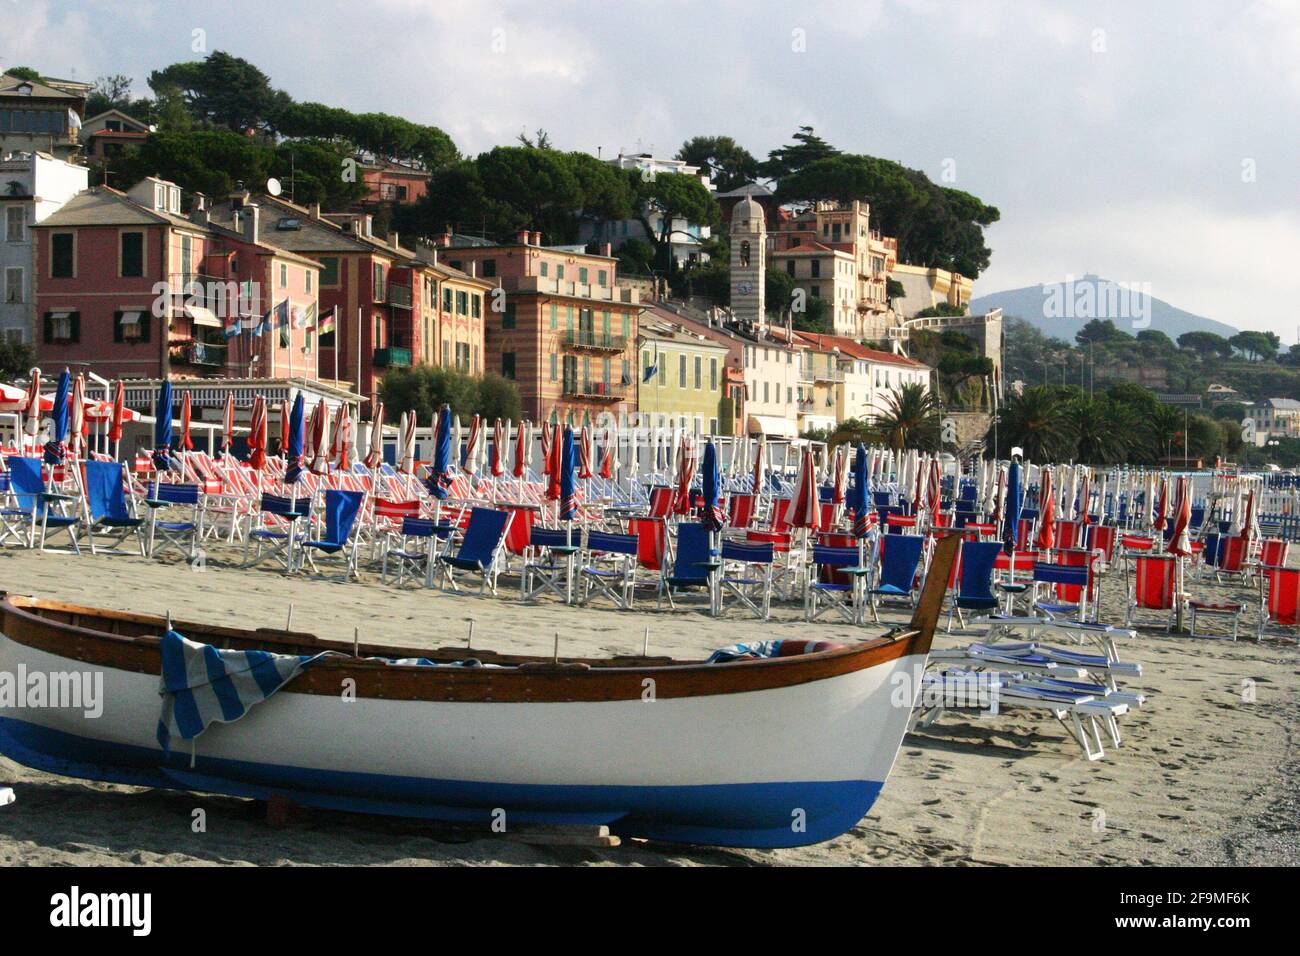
[997, 386, 1076, 461]
[873, 383, 941, 451]
[1072, 396, 1139, 464]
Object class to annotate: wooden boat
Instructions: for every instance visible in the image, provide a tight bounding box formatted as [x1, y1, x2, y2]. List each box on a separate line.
[0, 536, 957, 849]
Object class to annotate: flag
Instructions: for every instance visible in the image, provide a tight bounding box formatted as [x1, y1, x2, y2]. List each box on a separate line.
[223, 313, 241, 339]
[249, 307, 272, 336]
[317, 304, 336, 335]
[276, 300, 290, 328]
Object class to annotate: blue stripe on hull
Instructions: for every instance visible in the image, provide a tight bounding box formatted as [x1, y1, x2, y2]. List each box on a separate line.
[0, 716, 881, 849]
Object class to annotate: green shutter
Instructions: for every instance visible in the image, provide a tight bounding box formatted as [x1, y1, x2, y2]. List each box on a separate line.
[113, 312, 123, 343]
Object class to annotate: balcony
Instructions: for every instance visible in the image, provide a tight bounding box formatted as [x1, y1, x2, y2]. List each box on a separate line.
[387, 283, 412, 309]
[373, 346, 412, 368]
[812, 367, 845, 383]
[561, 379, 627, 401]
[561, 329, 626, 352]
[183, 341, 228, 367]
[508, 275, 640, 305]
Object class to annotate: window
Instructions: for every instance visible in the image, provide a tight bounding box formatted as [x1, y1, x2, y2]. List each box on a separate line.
[540, 262, 549, 277]
[482, 259, 496, 278]
[113, 230, 144, 279]
[442, 339, 449, 366]
[597, 270, 607, 287]
[179, 235, 193, 278]
[305, 270, 312, 293]
[810, 285, 820, 298]
[550, 353, 558, 382]
[6, 206, 26, 242]
[763, 382, 770, 403]
[578, 266, 589, 284]
[709, 358, 718, 391]
[371, 262, 384, 299]
[51, 232, 74, 277]
[472, 294, 481, 318]
[678, 353, 687, 387]
[694, 355, 702, 389]
[443, 287, 453, 312]
[621, 314, 629, 340]
[113, 310, 150, 343]
[549, 303, 558, 329]
[621, 359, 630, 385]
[43, 311, 79, 343]
[556, 264, 565, 280]
[455, 290, 468, 315]
[602, 357, 611, 386]
[501, 351, 516, 379]
[811, 260, 820, 278]
[502, 303, 516, 329]
[785, 259, 795, 277]
[4, 267, 22, 304]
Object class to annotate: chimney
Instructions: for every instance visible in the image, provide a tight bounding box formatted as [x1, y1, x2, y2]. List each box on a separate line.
[229, 181, 249, 211]
[191, 192, 208, 212]
[310, 202, 322, 220]
[600, 242, 612, 257]
[439, 229, 452, 248]
[468, 261, 477, 277]
[390, 231, 399, 249]
[531, 231, 543, 246]
[363, 214, 373, 238]
[242, 203, 260, 244]
[516, 229, 531, 246]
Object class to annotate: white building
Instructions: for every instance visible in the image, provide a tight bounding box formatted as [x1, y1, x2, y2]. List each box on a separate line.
[0, 150, 89, 343]
[741, 338, 803, 437]
[578, 153, 713, 267]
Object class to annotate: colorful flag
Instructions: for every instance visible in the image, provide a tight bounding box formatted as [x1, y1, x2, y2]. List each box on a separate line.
[317, 304, 336, 335]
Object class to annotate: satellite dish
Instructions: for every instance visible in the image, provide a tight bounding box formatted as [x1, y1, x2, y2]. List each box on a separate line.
[266, 178, 283, 197]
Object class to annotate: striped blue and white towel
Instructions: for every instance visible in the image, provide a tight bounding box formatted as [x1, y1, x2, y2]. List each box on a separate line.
[157, 630, 333, 753]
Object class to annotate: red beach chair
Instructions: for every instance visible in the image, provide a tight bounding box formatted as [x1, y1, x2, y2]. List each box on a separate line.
[1126, 554, 1178, 631]
[727, 493, 756, 529]
[1258, 565, 1299, 641]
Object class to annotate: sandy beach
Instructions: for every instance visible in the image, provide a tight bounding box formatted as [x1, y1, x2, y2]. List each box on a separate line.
[1, 541, 1296, 867]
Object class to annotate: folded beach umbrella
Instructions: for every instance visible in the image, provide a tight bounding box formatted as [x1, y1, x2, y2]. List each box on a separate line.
[1002, 459, 1022, 553]
[400, 410, 417, 475]
[673, 436, 697, 514]
[1035, 466, 1056, 552]
[751, 432, 765, 492]
[179, 391, 193, 452]
[331, 402, 353, 471]
[364, 402, 385, 469]
[453, 414, 463, 470]
[285, 393, 306, 484]
[462, 414, 482, 474]
[700, 440, 726, 532]
[789, 444, 820, 531]
[490, 418, 506, 477]
[247, 395, 267, 472]
[221, 393, 235, 453]
[1153, 475, 1168, 531]
[850, 443, 870, 538]
[540, 420, 553, 477]
[1167, 476, 1192, 557]
[1077, 469, 1091, 525]
[23, 367, 42, 441]
[545, 423, 564, 500]
[513, 418, 530, 478]
[1241, 486, 1257, 547]
[304, 399, 320, 466]
[599, 424, 616, 480]
[926, 456, 941, 516]
[310, 400, 331, 473]
[108, 381, 127, 446]
[277, 398, 289, 457]
[559, 425, 578, 521]
[831, 444, 848, 505]
[428, 404, 452, 499]
[149, 377, 171, 471]
[68, 374, 86, 457]
[626, 423, 639, 481]
[577, 424, 594, 480]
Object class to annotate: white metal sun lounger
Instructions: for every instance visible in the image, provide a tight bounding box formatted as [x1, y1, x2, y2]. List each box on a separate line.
[974, 612, 1134, 661]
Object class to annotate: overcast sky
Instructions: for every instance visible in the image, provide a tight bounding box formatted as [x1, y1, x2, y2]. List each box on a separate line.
[6, 0, 1297, 340]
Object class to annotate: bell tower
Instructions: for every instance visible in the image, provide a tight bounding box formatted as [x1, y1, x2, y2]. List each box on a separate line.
[729, 196, 766, 331]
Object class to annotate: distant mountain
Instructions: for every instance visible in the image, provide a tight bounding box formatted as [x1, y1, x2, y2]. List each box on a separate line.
[970, 274, 1238, 342]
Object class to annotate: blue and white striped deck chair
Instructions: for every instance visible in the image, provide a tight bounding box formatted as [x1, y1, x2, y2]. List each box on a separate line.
[432, 506, 513, 595]
[243, 492, 308, 572]
[521, 526, 580, 602]
[719, 538, 774, 621]
[869, 532, 925, 622]
[657, 523, 714, 610]
[806, 544, 869, 623]
[300, 489, 365, 580]
[0, 471, 26, 547]
[4, 456, 81, 553]
[381, 516, 440, 588]
[83, 459, 145, 556]
[947, 540, 1002, 632]
[145, 482, 205, 561]
[579, 530, 639, 609]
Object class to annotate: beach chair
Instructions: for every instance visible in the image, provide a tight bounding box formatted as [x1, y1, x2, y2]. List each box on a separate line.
[3, 456, 81, 552]
[299, 489, 364, 580]
[806, 544, 869, 623]
[145, 482, 206, 561]
[869, 532, 926, 622]
[1214, 535, 1248, 583]
[727, 492, 757, 529]
[627, 516, 668, 599]
[1253, 538, 1289, 580]
[432, 507, 514, 595]
[717, 538, 774, 621]
[658, 523, 716, 610]
[243, 493, 309, 572]
[647, 485, 674, 519]
[947, 540, 1003, 631]
[1126, 554, 1179, 631]
[579, 530, 639, 609]
[1187, 599, 1246, 641]
[1257, 565, 1299, 642]
[521, 526, 581, 603]
[82, 459, 145, 556]
[381, 517, 441, 588]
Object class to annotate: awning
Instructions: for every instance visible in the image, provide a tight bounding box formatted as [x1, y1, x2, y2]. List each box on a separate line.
[119, 310, 142, 325]
[186, 303, 220, 328]
[49, 310, 71, 320]
[747, 414, 799, 438]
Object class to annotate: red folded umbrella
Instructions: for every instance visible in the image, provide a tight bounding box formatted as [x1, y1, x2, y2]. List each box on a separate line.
[1035, 467, 1056, 551]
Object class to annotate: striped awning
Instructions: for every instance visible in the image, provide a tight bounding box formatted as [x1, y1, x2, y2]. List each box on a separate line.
[186, 303, 221, 327]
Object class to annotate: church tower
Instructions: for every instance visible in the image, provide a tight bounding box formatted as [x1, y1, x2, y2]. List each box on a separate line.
[729, 195, 766, 331]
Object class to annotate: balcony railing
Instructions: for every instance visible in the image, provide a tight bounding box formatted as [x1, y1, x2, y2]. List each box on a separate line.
[561, 379, 627, 401]
[373, 346, 412, 368]
[561, 329, 626, 352]
[184, 341, 228, 367]
[387, 283, 412, 309]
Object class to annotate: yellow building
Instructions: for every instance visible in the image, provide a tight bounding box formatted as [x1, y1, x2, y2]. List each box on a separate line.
[637, 320, 731, 435]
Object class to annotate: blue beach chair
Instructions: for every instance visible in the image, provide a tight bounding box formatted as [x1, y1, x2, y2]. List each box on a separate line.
[4, 456, 80, 553]
[947, 540, 1002, 631]
[521, 526, 581, 602]
[381, 516, 441, 588]
[145, 482, 205, 561]
[718, 538, 774, 620]
[806, 544, 870, 623]
[579, 530, 640, 609]
[869, 532, 926, 622]
[300, 489, 365, 580]
[657, 523, 716, 610]
[83, 459, 145, 555]
[433, 507, 513, 594]
[243, 493, 309, 572]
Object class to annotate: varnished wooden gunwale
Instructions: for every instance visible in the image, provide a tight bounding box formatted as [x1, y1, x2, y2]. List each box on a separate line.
[0, 534, 959, 704]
